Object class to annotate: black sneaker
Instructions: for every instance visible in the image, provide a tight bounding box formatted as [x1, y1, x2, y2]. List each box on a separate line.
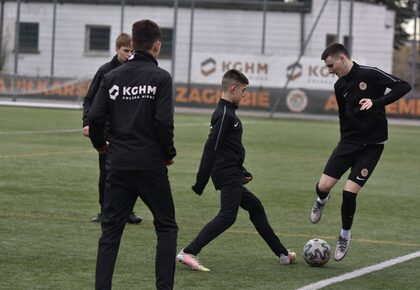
[128, 212, 142, 224]
[91, 213, 103, 223]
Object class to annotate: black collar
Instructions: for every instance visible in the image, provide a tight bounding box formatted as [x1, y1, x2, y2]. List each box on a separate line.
[111, 54, 122, 66]
[131, 50, 158, 65]
[343, 61, 359, 81]
[219, 98, 238, 109]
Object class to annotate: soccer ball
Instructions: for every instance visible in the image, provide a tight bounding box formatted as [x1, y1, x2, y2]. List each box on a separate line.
[303, 238, 331, 267]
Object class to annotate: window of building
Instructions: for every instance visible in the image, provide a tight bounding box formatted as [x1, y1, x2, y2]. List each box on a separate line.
[160, 28, 173, 59]
[18, 22, 39, 53]
[85, 25, 110, 53]
[326, 34, 336, 47]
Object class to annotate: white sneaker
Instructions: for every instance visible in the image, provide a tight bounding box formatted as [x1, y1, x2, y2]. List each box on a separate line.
[334, 234, 351, 261]
[176, 249, 210, 272]
[310, 195, 330, 224]
[280, 250, 296, 265]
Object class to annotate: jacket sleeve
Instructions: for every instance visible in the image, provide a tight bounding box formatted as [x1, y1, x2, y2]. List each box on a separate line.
[153, 73, 176, 161]
[371, 70, 411, 107]
[192, 108, 232, 194]
[87, 78, 108, 149]
[82, 69, 103, 127]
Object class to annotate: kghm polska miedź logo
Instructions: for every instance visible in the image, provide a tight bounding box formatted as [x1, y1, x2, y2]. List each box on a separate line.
[201, 58, 217, 76]
[108, 85, 157, 100]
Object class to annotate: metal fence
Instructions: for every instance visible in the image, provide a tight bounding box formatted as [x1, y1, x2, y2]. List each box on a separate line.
[1, 0, 419, 119]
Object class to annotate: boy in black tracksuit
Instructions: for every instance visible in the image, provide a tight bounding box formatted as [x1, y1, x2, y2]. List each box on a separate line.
[88, 20, 177, 290]
[176, 69, 295, 272]
[82, 32, 142, 224]
[310, 43, 411, 261]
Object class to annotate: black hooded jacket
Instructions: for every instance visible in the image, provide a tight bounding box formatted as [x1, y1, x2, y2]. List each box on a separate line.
[88, 51, 176, 171]
[82, 54, 121, 132]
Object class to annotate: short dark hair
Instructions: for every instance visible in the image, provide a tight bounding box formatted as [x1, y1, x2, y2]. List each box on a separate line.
[132, 19, 161, 51]
[221, 69, 249, 91]
[115, 32, 132, 48]
[321, 42, 350, 60]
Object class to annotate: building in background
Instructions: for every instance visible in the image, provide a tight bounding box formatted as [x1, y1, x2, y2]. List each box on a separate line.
[1, 0, 396, 79]
[2, 0, 418, 119]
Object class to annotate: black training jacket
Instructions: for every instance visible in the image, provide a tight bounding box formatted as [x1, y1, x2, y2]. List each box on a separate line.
[88, 50, 176, 171]
[334, 62, 411, 144]
[193, 99, 245, 192]
[82, 54, 121, 130]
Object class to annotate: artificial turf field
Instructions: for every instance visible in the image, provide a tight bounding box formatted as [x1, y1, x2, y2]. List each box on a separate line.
[0, 106, 419, 290]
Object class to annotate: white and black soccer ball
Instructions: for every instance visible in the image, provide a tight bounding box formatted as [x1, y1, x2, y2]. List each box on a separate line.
[303, 238, 331, 267]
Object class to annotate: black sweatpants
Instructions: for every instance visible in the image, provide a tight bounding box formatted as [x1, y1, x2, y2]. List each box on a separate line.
[98, 153, 107, 212]
[184, 183, 288, 257]
[95, 168, 178, 290]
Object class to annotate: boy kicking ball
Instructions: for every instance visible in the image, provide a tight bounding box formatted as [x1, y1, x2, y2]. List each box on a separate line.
[177, 69, 296, 271]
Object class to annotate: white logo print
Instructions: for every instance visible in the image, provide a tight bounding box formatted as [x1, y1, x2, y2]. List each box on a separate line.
[109, 85, 119, 100]
[234, 122, 239, 128]
[356, 176, 366, 181]
[343, 92, 348, 98]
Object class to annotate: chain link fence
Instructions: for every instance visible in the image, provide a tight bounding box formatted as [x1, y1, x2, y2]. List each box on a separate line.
[1, 0, 419, 119]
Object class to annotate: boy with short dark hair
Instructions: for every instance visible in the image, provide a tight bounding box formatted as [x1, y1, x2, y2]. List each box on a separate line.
[177, 69, 295, 272]
[89, 19, 178, 290]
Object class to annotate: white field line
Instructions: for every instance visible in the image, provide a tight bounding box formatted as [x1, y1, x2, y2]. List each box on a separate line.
[296, 250, 420, 290]
[0, 121, 257, 135]
[0, 128, 80, 135]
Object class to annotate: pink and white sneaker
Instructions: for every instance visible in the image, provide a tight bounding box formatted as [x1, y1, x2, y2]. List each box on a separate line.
[280, 250, 296, 265]
[176, 249, 210, 272]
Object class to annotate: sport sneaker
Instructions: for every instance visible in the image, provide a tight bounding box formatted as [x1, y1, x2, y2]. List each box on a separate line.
[91, 213, 103, 223]
[280, 250, 296, 265]
[176, 249, 210, 272]
[334, 234, 351, 261]
[310, 195, 330, 224]
[127, 212, 143, 224]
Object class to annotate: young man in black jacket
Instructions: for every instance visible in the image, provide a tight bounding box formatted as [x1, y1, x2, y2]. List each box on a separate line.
[82, 32, 142, 224]
[311, 43, 411, 261]
[176, 69, 296, 272]
[88, 20, 178, 290]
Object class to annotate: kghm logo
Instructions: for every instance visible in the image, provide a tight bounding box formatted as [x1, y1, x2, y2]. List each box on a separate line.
[123, 85, 156, 96]
[201, 58, 216, 76]
[122, 85, 157, 100]
[286, 62, 302, 81]
[109, 85, 119, 100]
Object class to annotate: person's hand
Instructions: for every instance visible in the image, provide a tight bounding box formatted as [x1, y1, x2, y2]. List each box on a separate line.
[192, 183, 204, 196]
[82, 125, 89, 137]
[166, 159, 174, 166]
[242, 168, 253, 184]
[96, 141, 109, 154]
[359, 98, 373, 111]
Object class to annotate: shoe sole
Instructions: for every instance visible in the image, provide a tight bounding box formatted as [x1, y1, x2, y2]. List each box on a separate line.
[333, 251, 348, 261]
[176, 257, 210, 272]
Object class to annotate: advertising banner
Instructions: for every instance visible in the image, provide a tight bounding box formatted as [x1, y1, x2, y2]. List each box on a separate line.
[191, 52, 340, 90]
[175, 83, 420, 119]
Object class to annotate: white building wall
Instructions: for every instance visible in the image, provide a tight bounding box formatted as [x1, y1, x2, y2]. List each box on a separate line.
[1, 0, 396, 81]
[304, 0, 394, 71]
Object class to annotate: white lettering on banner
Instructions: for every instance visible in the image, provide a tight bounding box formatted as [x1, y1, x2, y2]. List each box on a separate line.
[192, 52, 366, 90]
